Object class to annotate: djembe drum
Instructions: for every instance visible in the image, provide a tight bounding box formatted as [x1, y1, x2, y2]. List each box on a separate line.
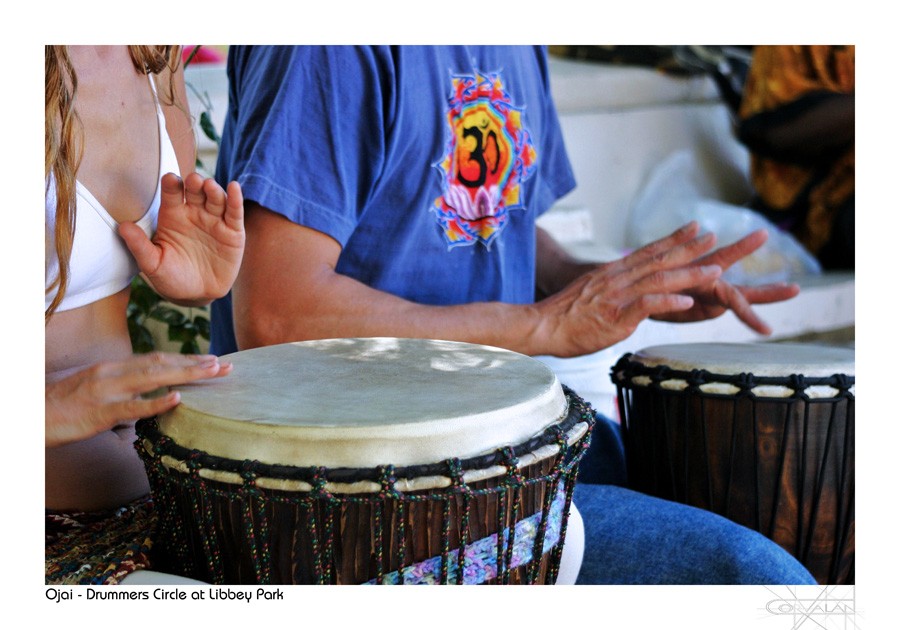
[136, 338, 594, 585]
[612, 342, 854, 584]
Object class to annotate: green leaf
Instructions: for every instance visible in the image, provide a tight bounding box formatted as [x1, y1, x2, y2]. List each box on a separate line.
[168, 325, 198, 344]
[126, 301, 142, 320]
[129, 280, 161, 315]
[199, 111, 221, 145]
[180, 340, 201, 355]
[193, 315, 211, 339]
[151, 306, 189, 326]
[130, 324, 156, 354]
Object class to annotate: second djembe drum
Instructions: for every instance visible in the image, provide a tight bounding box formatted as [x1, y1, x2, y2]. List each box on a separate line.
[612, 342, 854, 584]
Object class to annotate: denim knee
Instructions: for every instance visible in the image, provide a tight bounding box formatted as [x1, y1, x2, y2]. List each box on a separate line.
[572, 485, 816, 585]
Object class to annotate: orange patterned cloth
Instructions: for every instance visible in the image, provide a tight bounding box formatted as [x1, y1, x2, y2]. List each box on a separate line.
[45, 496, 156, 584]
[739, 45, 855, 260]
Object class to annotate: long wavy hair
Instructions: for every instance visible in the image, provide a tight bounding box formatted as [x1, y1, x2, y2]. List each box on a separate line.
[45, 45, 183, 322]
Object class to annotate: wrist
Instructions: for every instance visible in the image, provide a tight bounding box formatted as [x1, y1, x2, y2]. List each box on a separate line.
[517, 302, 559, 357]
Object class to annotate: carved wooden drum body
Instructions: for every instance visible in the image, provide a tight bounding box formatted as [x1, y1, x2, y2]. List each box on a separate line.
[612, 342, 854, 584]
[137, 338, 594, 585]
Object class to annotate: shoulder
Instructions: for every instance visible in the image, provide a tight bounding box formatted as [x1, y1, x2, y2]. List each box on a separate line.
[229, 45, 390, 82]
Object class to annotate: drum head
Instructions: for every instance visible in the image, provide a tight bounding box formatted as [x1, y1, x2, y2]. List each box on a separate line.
[631, 342, 854, 377]
[158, 338, 568, 469]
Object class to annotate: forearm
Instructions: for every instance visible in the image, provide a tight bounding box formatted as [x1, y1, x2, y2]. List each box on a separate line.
[235, 205, 550, 354]
[233, 264, 548, 356]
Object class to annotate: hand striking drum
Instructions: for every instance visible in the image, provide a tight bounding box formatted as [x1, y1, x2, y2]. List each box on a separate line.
[136, 338, 594, 585]
[612, 342, 854, 584]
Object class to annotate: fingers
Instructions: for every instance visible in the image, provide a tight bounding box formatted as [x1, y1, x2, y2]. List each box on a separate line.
[114, 389, 182, 421]
[599, 264, 721, 334]
[710, 281, 771, 335]
[224, 181, 245, 231]
[160, 172, 187, 209]
[119, 221, 161, 275]
[46, 353, 232, 448]
[601, 231, 718, 289]
[739, 282, 801, 304]
[624, 263, 723, 297]
[698, 229, 768, 270]
[167, 171, 225, 216]
[177, 172, 242, 228]
[181, 171, 207, 209]
[703, 279, 796, 336]
[726, 282, 801, 335]
[617, 222, 706, 269]
[184, 172, 228, 218]
[619, 293, 697, 328]
[200, 177, 227, 217]
[94, 352, 231, 398]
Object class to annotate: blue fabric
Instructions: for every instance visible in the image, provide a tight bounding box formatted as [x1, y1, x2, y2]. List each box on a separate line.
[573, 485, 817, 585]
[572, 415, 816, 585]
[211, 45, 575, 355]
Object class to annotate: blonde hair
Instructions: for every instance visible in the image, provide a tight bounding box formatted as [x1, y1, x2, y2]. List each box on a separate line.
[45, 45, 182, 322]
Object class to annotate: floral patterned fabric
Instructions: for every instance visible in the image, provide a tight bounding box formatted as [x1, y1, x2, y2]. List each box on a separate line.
[45, 496, 156, 585]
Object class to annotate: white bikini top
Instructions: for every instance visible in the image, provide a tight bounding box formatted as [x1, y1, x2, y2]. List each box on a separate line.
[45, 75, 181, 312]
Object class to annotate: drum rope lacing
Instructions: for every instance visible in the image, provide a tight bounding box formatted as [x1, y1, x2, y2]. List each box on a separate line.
[135, 387, 596, 585]
[610, 353, 855, 585]
[137, 386, 592, 486]
[611, 353, 855, 400]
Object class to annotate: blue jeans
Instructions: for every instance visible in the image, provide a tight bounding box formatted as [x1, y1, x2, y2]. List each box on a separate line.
[572, 415, 816, 585]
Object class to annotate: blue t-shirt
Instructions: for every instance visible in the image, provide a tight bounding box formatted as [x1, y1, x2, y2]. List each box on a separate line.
[211, 45, 576, 354]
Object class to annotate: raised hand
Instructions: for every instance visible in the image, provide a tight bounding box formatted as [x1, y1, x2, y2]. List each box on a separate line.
[531, 222, 800, 357]
[46, 352, 232, 448]
[533, 222, 721, 357]
[650, 229, 801, 334]
[119, 172, 245, 305]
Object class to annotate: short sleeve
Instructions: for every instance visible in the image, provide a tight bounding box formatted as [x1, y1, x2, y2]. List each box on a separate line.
[216, 46, 391, 246]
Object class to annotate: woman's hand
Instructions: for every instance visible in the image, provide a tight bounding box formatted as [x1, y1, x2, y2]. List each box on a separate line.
[119, 172, 245, 306]
[46, 352, 232, 448]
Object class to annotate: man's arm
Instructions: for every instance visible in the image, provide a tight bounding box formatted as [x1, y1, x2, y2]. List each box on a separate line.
[232, 205, 728, 358]
[233, 203, 538, 352]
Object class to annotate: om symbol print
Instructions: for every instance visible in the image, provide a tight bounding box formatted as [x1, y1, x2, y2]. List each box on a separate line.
[433, 69, 537, 248]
